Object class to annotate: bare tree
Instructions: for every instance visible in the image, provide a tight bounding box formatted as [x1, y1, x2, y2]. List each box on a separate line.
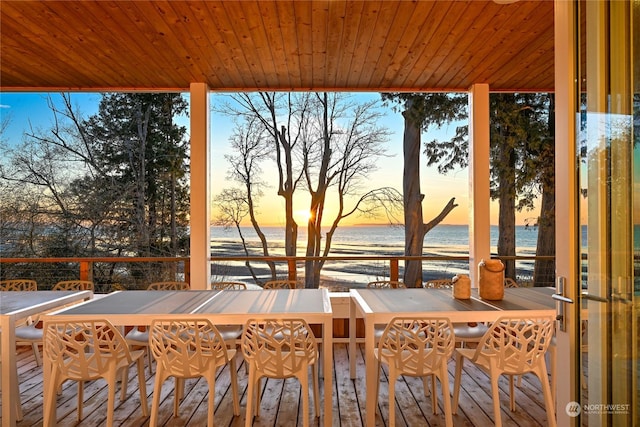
[216, 93, 400, 288]
[300, 93, 396, 287]
[216, 93, 308, 257]
[217, 118, 276, 278]
[214, 188, 262, 283]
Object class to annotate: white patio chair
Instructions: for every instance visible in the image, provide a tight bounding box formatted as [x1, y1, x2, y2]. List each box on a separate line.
[375, 317, 455, 427]
[422, 279, 489, 347]
[15, 280, 94, 366]
[148, 318, 240, 426]
[263, 279, 298, 289]
[452, 315, 556, 427]
[124, 281, 190, 374]
[43, 319, 149, 427]
[504, 277, 519, 288]
[367, 280, 406, 288]
[211, 281, 247, 290]
[241, 318, 320, 427]
[0, 279, 37, 291]
[146, 280, 190, 290]
[52, 280, 94, 291]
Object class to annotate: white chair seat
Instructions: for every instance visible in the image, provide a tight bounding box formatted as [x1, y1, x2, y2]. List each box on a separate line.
[453, 322, 488, 341]
[15, 324, 43, 341]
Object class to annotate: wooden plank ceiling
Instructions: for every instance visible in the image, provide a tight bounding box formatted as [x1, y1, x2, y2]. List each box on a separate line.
[0, 0, 554, 92]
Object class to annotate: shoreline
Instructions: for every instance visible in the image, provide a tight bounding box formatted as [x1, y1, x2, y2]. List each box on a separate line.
[211, 260, 533, 290]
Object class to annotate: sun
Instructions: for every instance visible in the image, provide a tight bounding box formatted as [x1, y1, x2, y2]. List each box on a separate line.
[294, 209, 312, 224]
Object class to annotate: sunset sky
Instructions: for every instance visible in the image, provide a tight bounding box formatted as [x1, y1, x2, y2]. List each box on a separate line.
[0, 92, 542, 227]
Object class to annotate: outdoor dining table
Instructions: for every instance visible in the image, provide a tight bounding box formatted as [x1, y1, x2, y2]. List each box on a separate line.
[349, 286, 556, 426]
[43, 288, 334, 427]
[1, 290, 92, 427]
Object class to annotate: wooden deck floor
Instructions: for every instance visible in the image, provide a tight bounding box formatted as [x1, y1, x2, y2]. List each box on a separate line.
[8, 343, 555, 427]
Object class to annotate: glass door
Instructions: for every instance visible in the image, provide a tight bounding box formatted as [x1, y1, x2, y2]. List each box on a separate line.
[577, 0, 638, 425]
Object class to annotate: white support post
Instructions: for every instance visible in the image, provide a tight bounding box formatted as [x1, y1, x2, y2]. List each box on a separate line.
[467, 83, 491, 286]
[554, 1, 580, 425]
[189, 83, 211, 290]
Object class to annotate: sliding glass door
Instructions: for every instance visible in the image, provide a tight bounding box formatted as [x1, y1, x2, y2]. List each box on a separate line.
[576, 1, 638, 425]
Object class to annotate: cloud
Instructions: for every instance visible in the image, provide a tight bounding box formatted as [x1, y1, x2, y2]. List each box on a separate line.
[0, 104, 10, 109]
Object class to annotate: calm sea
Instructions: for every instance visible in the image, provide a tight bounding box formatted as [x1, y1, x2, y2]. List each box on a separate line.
[211, 224, 539, 254]
[210, 224, 542, 284]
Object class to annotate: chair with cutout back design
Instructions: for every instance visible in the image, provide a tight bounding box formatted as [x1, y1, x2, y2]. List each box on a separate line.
[43, 319, 149, 426]
[452, 316, 556, 427]
[375, 317, 455, 427]
[148, 318, 240, 426]
[241, 318, 320, 427]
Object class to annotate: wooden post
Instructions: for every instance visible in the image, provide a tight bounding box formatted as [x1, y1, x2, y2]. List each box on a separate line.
[390, 259, 399, 282]
[79, 261, 91, 281]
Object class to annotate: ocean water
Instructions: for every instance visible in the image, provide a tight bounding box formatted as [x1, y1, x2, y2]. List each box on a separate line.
[210, 224, 542, 285]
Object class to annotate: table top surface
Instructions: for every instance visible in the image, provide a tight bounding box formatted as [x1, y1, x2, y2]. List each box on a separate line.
[49, 288, 332, 319]
[196, 288, 331, 314]
[0, 290, 92, 315]
[351, 287, 555, 318]
[472, 287, 555, 311]
[56, 290, 218, 316]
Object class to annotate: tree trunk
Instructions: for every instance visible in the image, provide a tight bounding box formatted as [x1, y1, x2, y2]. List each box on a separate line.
[534, 95, 555, 286]
[497, 143, 516, 280]
[534, 184, 555, 286]
[402, 106, 424, 288]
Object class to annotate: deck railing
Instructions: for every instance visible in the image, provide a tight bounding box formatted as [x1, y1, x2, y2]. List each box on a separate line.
[0, 254, 555, 291]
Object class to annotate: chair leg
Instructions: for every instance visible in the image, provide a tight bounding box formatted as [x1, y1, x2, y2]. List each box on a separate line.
[388, 368, 396, 427]
[255, 376, 262, 415]
[150, 368, 164, 427]
[299, 368, 310, 427]
[147, 347, 153, 375]
[509, 375, 516, 411]
[431, 375, 438, 414]
[206, 376, 215, 427]
[174, 377, 183, 416]
[422, 375, 430, 397]
[452, 353, 464, 413]
[535, 363, 557, 427]
[120, 366, 129, 402]
[374, 359, 382, 416]
[229, 356, 240, 416]
[312, 363, 320, 417]
[137, 358, 149, 417]
[106, 369, 118, 427]
[439, 365, 454, 427]
[31, 343, 42, 367]
[548, 343, 557, 404]
[489, 370, 502, 427]
[77, 381, 84, 421]
[44, 371, 60, 426]
[245, 365, 255, 427]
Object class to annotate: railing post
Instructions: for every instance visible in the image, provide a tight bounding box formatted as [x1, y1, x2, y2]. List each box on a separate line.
[184, 259, 191, 286]
[390, 259, 399, 281]
[79, 261, 91, 281]
[288, 259, 297, 281]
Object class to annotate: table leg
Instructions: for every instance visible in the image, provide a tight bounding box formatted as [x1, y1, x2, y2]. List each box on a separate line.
[1, 316, 17, 427]
[323, 317, 333, 427]
[349, 296, 356, 379]
[365, 315, 376, 426]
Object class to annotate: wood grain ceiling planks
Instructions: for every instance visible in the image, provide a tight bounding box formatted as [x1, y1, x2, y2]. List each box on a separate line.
[0, 0, 555, 92]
